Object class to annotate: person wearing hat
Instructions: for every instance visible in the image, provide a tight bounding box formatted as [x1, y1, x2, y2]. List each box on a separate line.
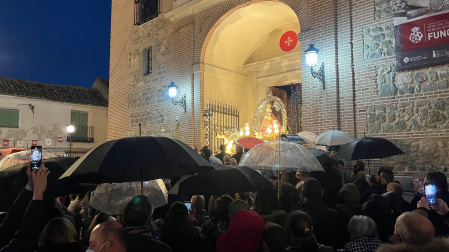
[216, 209, 265, 252]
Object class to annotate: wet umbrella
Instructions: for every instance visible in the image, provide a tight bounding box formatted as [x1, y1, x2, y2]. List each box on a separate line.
[240, 141, 323, 172]
[0, 150, 57, 169]
[308, 148, 333, 165]
[237, 137, 264, 149]
[0, 157, 85, 207]
[334, 136, 405, 173]
[89, 180, 168, 215]
[286, 134, 305, 143]
[59, 136, 214, 184]
[315, 130, 353, 146]
[168, 165, 273, 196]
[334, 137, 404, 161]
[296, 132, 318, 146]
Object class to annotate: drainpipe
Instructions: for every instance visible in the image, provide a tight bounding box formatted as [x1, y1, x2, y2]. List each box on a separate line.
[333, 0, 341, 130]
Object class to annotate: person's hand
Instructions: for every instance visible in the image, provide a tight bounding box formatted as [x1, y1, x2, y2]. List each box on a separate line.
[417, 196, 431, 210]
[31, 165, 49, 200]
[187, 206, 196, 222]
[217, 220, 227, 232]
[431, 199, 449, 216]
[26, 163, 33, 187]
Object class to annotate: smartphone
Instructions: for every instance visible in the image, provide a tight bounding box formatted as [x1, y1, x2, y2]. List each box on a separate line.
[184, 202, 192, 211]
[30, 146, 42, 170]
[425, 184, 437, 205]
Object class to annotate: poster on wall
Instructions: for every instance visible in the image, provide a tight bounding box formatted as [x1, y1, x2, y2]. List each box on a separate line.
[393, 1, 449, 71]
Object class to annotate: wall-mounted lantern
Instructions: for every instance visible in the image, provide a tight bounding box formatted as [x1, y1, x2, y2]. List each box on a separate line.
[168, 82, 186, 113]
[305, 44, 325, 90]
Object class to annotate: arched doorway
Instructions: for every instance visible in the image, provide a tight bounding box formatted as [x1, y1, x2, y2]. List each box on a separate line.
[200, 0, 301, 150]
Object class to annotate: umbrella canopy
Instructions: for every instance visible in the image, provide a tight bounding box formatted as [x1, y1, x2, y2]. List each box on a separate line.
[296, 132, 318, 146]
[237, 137, 264, 149]
[286, 134, 305, 143]
[59, 136, 214, 183]
[168, 165, 273, 196]
[0, 157, 85, 208]
[334, 136, 405, 161]
[315, 130, 353, 146]
[240, 141, 323, 172]
[308, 148, 333, 165]
[90, 180, 168, 215]
[0, 148, 27, 159]
[0, 150, 57, 169]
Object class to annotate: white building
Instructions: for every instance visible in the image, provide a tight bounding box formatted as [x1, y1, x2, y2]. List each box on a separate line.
[0, 77, 108, 156]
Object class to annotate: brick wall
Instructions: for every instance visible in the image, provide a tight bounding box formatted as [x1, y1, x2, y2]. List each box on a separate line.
[108, 0, 134, 140]
[109, 0, 449, 174]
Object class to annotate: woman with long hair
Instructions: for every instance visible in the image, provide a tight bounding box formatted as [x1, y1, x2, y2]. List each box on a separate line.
[161, 201, 206, 251]
[37, 217, 86, 252]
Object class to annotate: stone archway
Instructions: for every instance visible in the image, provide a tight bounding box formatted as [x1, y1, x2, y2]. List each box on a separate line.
[199, 0, 301, 148]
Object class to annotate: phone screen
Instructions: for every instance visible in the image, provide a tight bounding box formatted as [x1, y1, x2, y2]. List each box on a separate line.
[184, 202, 191, 211]
[30, 146, 42, 170]
[425, 184, 437, 205]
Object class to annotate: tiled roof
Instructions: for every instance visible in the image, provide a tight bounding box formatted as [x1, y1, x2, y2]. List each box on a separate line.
[0, 77, 108, 107]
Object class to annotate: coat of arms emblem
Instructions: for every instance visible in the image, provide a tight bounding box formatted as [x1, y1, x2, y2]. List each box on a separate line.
[409, 27, 423, 44]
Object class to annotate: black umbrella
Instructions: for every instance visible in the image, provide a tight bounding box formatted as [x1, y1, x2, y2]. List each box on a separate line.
[0, 157, 85, 210]
[333, 136, 405, 173]
[168, 165, 273, 196]
[308, 148, 333, 165]
[59, 136, 214, 184]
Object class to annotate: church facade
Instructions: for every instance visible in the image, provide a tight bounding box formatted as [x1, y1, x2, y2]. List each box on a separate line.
[109, 0, 449, 173]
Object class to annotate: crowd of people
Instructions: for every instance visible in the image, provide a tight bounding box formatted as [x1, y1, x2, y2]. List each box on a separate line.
[1, 145, 449, 252]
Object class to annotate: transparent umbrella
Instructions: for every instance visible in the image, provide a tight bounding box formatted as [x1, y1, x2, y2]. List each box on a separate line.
[89, 180, 168, 216]
[239, 140, 323, 172]
[297, 132, 318, 146]
[0, 150, 57, 169]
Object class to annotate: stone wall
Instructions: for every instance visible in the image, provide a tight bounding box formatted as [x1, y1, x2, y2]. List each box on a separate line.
[363, 22, 395, 61]
[382, 138, 449, 174]
[375, 0, 393, 19]
[368, 97, 449, 133]
[377, 63, 449, 97]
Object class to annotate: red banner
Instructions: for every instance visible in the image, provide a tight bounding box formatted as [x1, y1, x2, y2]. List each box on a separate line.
[394, 5, 449, 71]
[400, 12, 449, 52]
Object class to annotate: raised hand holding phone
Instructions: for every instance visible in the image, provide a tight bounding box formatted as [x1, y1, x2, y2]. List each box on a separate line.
[425, 184, 437, 206]
[30, 146, 42, 170]
[31, 164, 49, 200]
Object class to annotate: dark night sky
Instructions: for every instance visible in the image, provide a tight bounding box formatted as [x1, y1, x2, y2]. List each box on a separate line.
[0, 1, 111, 88]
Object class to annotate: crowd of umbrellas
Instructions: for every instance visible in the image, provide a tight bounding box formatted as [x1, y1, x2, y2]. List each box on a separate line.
[0, 130, 405, 213]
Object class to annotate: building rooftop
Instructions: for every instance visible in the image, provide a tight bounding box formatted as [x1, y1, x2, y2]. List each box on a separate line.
[0, 77, 108, 107]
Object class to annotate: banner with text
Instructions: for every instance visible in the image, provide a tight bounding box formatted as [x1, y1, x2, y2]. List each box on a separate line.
[393, 2, 449, 71]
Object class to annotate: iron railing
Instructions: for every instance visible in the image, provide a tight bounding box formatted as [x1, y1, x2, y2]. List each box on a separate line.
[134, 0, 160, 25]
[203, 102, 239, 152]
[68, 125, 94, 143]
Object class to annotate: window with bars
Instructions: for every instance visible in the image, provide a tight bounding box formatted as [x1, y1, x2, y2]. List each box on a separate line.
[134, 0, 160, 25]
[0, 108, 19, 128]
[143, 47, 153, 76]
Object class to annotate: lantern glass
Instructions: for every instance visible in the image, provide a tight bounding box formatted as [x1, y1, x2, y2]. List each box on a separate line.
[168, 82, 178, 98]
[306, 51, 318, 67]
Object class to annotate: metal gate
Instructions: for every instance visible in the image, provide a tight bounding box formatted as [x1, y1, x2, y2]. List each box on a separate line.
[203, 102, 239, 153]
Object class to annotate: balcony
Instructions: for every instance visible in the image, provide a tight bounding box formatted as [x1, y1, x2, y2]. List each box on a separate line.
[134, 0, 160, 25]
[67, 125, 94, 143]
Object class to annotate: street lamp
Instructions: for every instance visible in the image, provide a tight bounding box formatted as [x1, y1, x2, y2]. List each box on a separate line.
[67, 125, 75, 157]
[305, 44, 325, 90]
[168, 82, 186, 113]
